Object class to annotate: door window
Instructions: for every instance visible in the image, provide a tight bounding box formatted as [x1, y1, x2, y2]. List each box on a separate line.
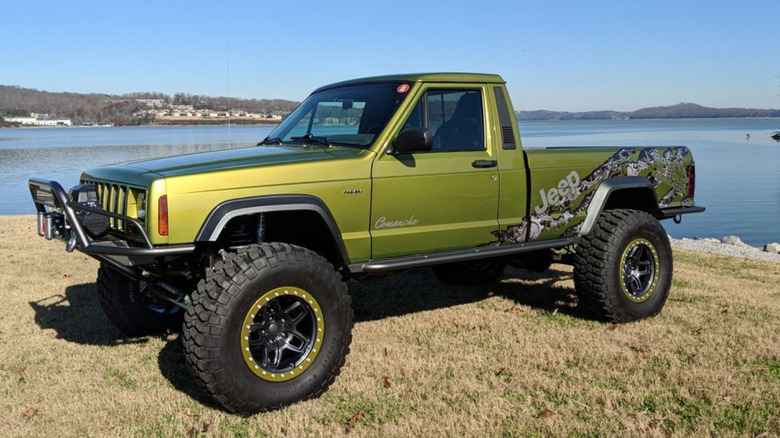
[401, 89, 484, 152]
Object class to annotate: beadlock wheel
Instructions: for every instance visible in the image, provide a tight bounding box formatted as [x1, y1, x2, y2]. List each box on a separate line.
[240, 287, 324, 382]
[182, 243, 353, 414]
[620, 238, 660, 303]
[573, 209, 673, 323]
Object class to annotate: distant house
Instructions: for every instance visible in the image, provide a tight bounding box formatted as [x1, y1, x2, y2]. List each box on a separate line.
[36, 119, 72, 126]
[3, 116, 71, 126]
[4, 116, 37, 125]
[135, 99, 166, 107]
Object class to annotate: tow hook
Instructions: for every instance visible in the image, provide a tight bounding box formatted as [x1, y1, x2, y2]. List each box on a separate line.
[673, 215, 683, 224]
[65, 235, 78, 252]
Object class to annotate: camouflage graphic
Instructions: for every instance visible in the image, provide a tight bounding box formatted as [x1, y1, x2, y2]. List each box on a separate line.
[493, 147, 692, 245]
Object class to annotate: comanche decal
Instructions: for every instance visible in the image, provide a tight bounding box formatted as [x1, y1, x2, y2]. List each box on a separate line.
[375, 215, 420, 230]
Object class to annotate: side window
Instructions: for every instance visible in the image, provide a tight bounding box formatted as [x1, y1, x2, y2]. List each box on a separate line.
[400, 89, 484, 152]
[402, 99, 425, 131]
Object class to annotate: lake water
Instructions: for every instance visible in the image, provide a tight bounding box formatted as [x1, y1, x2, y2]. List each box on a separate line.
[1, 120, 778, 246]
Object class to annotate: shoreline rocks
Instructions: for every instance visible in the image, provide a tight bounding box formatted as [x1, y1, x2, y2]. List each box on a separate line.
[721, 235, 748, 247]
[764, 243, 780, 254]
[669, 235, 780, 263]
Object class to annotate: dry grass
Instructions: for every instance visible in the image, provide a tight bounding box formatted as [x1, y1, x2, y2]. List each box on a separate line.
[1, 215, 778, 438]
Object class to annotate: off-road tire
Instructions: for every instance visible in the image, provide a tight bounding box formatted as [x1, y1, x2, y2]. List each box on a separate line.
[182, 243, 353, 414]
[574, 209, 672, 322]
[431, 258, 506, 285]
[96, 264, 183, 336]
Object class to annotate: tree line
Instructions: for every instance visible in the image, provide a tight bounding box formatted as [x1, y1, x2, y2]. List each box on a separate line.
[0, 85, 299, 126]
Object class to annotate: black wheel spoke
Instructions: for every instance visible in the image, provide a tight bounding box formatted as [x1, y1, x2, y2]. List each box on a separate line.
[270, 340, 283, 367]
[283, 300, 302, 315]
[248, 335, 265, 350]
[260, 305, 270, 321]
[271, 299, 284, 317]
[633, 245, 645, 262]
[262, 345, 270, 365]
[281, 333, 306, 354]
[628, 274, 642, 292]
[292, 329, 312, 346]
[289, 309, 306, 325]
[285, 301, 307, 325]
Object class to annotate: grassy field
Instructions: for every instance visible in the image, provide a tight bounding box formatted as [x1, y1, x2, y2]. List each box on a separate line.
[1, 215, 778, 438]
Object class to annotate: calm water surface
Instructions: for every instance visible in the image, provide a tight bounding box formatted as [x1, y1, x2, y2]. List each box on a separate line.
[1, 120, 778, 245]
[0, 125, 275, 215]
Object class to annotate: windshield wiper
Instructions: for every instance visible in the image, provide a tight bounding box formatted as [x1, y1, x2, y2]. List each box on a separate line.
[290, 133, 331, 147]
[257, 137, 283, 145]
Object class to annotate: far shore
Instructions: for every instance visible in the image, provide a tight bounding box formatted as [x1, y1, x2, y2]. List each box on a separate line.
[1, 119, 280, 129]
[4, 115, 780, 130]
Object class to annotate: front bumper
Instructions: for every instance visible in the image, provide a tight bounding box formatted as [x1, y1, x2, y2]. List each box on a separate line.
[29, 178, 195, 264]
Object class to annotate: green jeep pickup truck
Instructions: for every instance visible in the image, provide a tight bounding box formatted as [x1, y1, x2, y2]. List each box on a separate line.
[29, 73, 704, 413]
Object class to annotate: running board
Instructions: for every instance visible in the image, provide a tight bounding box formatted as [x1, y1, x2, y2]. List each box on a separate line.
[349, 238, 575, 274]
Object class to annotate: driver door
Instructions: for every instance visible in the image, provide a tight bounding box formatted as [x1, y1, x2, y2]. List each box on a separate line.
[369, 84, 499, 259]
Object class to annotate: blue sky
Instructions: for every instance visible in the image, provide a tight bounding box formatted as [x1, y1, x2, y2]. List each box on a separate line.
[1, 0, 778, 111]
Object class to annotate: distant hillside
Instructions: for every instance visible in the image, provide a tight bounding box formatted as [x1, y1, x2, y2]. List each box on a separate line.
[0, 85, 299, 126]
[4, 85, 779, 125]
[516, 103, 780, 120]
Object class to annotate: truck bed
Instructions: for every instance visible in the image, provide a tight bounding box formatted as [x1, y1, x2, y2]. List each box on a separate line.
[509, 146, 694, 242]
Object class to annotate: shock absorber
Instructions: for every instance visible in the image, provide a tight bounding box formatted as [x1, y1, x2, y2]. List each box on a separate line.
[221, 214, 266, 248]
[222, 217, 256, 248]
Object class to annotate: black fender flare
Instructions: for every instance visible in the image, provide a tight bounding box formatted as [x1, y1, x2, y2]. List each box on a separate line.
[195, 195, 350, 266]
[579, 177, 660, 236]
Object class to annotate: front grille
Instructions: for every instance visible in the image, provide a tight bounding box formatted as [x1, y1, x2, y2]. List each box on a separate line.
[82, 179, 147, 233]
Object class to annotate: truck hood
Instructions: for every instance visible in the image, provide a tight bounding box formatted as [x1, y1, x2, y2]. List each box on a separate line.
[83, 144, 367, 182]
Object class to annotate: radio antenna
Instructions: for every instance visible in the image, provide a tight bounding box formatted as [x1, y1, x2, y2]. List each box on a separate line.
[226, 40, 232, 145]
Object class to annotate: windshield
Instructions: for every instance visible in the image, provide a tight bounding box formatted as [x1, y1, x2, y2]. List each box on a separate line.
[266, 83, 409, 148]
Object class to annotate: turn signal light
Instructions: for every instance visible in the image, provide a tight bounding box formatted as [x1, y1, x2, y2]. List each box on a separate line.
[158, 195, 169, 236]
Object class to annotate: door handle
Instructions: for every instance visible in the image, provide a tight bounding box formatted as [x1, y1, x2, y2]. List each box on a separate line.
[472, 160, 497, 168]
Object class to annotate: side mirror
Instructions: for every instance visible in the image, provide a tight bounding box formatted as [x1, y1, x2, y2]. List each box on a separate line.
[391, 128, 433, 154]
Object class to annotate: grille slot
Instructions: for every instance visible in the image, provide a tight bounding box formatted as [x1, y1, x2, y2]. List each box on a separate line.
[82, 180, 147, 234]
